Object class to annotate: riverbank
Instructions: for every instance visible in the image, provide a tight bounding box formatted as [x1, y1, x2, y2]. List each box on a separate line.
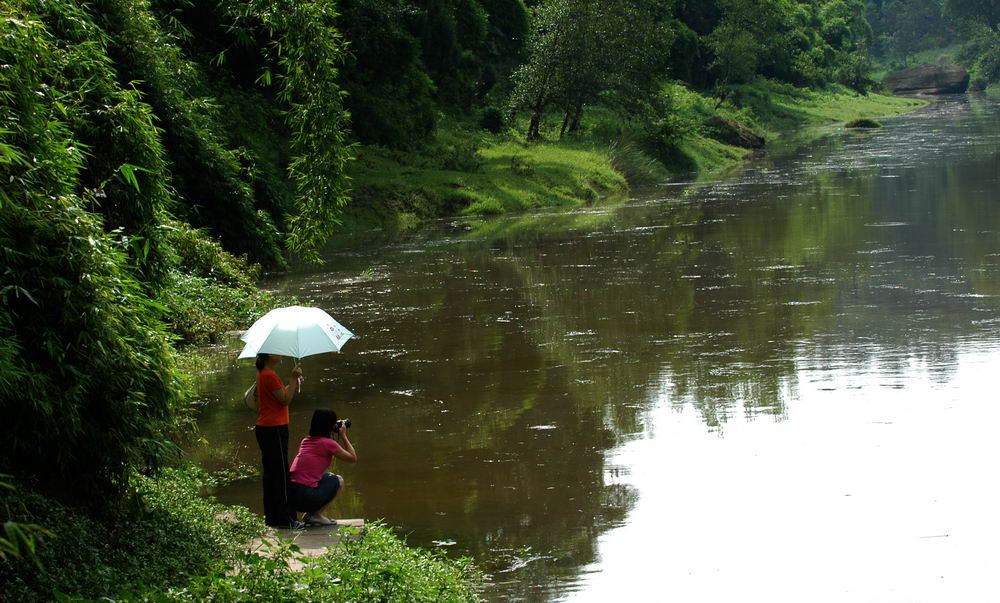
[337, 80, 926, 234]
[0, 466, 482, 600]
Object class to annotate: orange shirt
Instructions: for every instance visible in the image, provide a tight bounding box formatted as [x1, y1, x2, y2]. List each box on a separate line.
[255, 368, 289, 426]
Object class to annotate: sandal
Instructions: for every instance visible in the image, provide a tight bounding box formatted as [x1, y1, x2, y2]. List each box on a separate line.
[303, 513, 336, 526]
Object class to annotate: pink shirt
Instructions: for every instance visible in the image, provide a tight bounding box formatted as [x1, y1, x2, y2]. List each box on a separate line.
[289, 436, 341, 488]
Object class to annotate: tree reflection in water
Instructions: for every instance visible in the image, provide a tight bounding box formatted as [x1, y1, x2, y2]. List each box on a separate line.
[188, 96, 1000, 599]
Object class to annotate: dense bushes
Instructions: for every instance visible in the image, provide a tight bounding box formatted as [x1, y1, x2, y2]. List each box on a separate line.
[92, 0, 285, 265]
[0, 467, 260, 600]
[0, 1, 295, 511]
[217, 0, 354, 262]
[958, 23, 1000, 85]
[19, 0, 356, 266]
[0, 4, 186, 509]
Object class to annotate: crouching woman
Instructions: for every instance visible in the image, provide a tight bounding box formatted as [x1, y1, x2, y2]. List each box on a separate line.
[289, 408, 357, 526]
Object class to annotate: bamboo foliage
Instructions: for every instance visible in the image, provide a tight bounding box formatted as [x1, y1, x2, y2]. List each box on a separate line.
[221, 0, 354, 262]
[0, 3, 186, 511]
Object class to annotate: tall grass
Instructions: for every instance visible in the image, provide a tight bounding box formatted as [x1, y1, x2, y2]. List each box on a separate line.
[607, 137, 671, 185]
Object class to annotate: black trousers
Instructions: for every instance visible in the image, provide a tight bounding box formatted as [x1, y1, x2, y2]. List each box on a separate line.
[255, 424, 295, 526]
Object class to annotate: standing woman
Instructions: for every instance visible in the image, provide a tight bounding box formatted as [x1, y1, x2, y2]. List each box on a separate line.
[255, 353, 303, 528]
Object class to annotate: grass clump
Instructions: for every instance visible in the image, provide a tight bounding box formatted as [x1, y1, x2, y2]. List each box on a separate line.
[157, 220, 292, 345]
[607, 138, 672, 185]
[845, 118, 883, 128]
[176, 522, 483, 601]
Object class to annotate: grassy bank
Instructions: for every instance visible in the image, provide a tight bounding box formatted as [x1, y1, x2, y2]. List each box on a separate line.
[734, 79, 927, 136]
[338, 79, 926, 233]
[0, 467, 481, 601]
[344, 131, 629, 230]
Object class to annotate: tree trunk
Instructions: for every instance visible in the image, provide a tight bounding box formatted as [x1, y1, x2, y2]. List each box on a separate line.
[527, 94, 545, 141]
[528, 110, 542, 141]
[714, 88, 732, 110]
[559, 111, 571, 139]
[568, 103, 584, 133]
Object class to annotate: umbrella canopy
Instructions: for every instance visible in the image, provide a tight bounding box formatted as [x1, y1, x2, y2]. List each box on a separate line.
[238, 306, 353, 360]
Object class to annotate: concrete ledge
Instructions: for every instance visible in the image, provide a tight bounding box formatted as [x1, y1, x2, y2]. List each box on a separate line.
[251, 518, 366, 571]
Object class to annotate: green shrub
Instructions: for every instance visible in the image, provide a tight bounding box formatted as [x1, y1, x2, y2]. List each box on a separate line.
[479, 106, 505, 133]
[439, 141, 485, 173]
[157, 219, 291, 345]
[0, 467, 263, 601]
[159, 269, 283, 345]
[304, 522, 483, 601]
[174, 522, 483, 602]
[845, 118, 882, 128]
[164, 220, 260, 289]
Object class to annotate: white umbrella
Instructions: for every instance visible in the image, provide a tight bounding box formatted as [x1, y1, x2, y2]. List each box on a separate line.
[238, 306, 353, 360]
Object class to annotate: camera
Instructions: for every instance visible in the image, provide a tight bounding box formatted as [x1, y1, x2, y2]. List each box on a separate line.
[334, 418, 352, 432]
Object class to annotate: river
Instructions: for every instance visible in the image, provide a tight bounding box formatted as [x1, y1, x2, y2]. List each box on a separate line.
[188, 95, 1000, 601]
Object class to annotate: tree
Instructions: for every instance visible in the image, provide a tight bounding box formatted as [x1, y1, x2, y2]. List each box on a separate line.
[819, 0, 875, 91]
[868, 0, 958, 61]
[708, 0, 875, 93]
[337, 0, 438, 148]
[942, 0, 1000, 29]
[509, 0, 673, 141]
[706, 0, 790, 94]
[411, 0, 490, 108]
[477, 0, 530, 96]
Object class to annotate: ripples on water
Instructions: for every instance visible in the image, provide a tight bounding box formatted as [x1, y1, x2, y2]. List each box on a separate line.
[191, 96, 1000, 601]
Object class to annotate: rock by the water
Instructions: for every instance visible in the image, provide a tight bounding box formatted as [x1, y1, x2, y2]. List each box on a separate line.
[882, 64, 970, 95]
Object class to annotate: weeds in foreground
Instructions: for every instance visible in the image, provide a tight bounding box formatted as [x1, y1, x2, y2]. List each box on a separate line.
[0, 467, 482, 601]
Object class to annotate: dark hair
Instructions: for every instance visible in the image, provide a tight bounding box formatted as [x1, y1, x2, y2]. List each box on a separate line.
[255, 353, 270, 371]
[309, 408, 339, 438]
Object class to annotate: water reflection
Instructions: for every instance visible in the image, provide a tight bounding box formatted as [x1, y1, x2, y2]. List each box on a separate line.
[188, 95, 1000, 600]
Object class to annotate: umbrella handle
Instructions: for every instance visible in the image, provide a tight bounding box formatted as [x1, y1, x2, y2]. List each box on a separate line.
[295, 359, 302, 393]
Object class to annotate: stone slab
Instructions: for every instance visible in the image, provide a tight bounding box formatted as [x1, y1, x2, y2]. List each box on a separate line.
[251, 518, 366, 571]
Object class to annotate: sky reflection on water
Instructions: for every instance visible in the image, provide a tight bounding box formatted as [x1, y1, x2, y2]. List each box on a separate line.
[574, 349, 1000, 602]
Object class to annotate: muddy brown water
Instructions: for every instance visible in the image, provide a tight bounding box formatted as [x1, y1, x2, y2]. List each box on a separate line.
[188, 95, 1000, 601]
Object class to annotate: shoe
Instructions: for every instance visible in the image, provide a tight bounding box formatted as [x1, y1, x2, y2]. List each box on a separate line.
[303, 513, 335, 526]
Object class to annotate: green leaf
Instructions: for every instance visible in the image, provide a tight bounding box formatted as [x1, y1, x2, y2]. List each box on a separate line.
[116, 163, 149, 193]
